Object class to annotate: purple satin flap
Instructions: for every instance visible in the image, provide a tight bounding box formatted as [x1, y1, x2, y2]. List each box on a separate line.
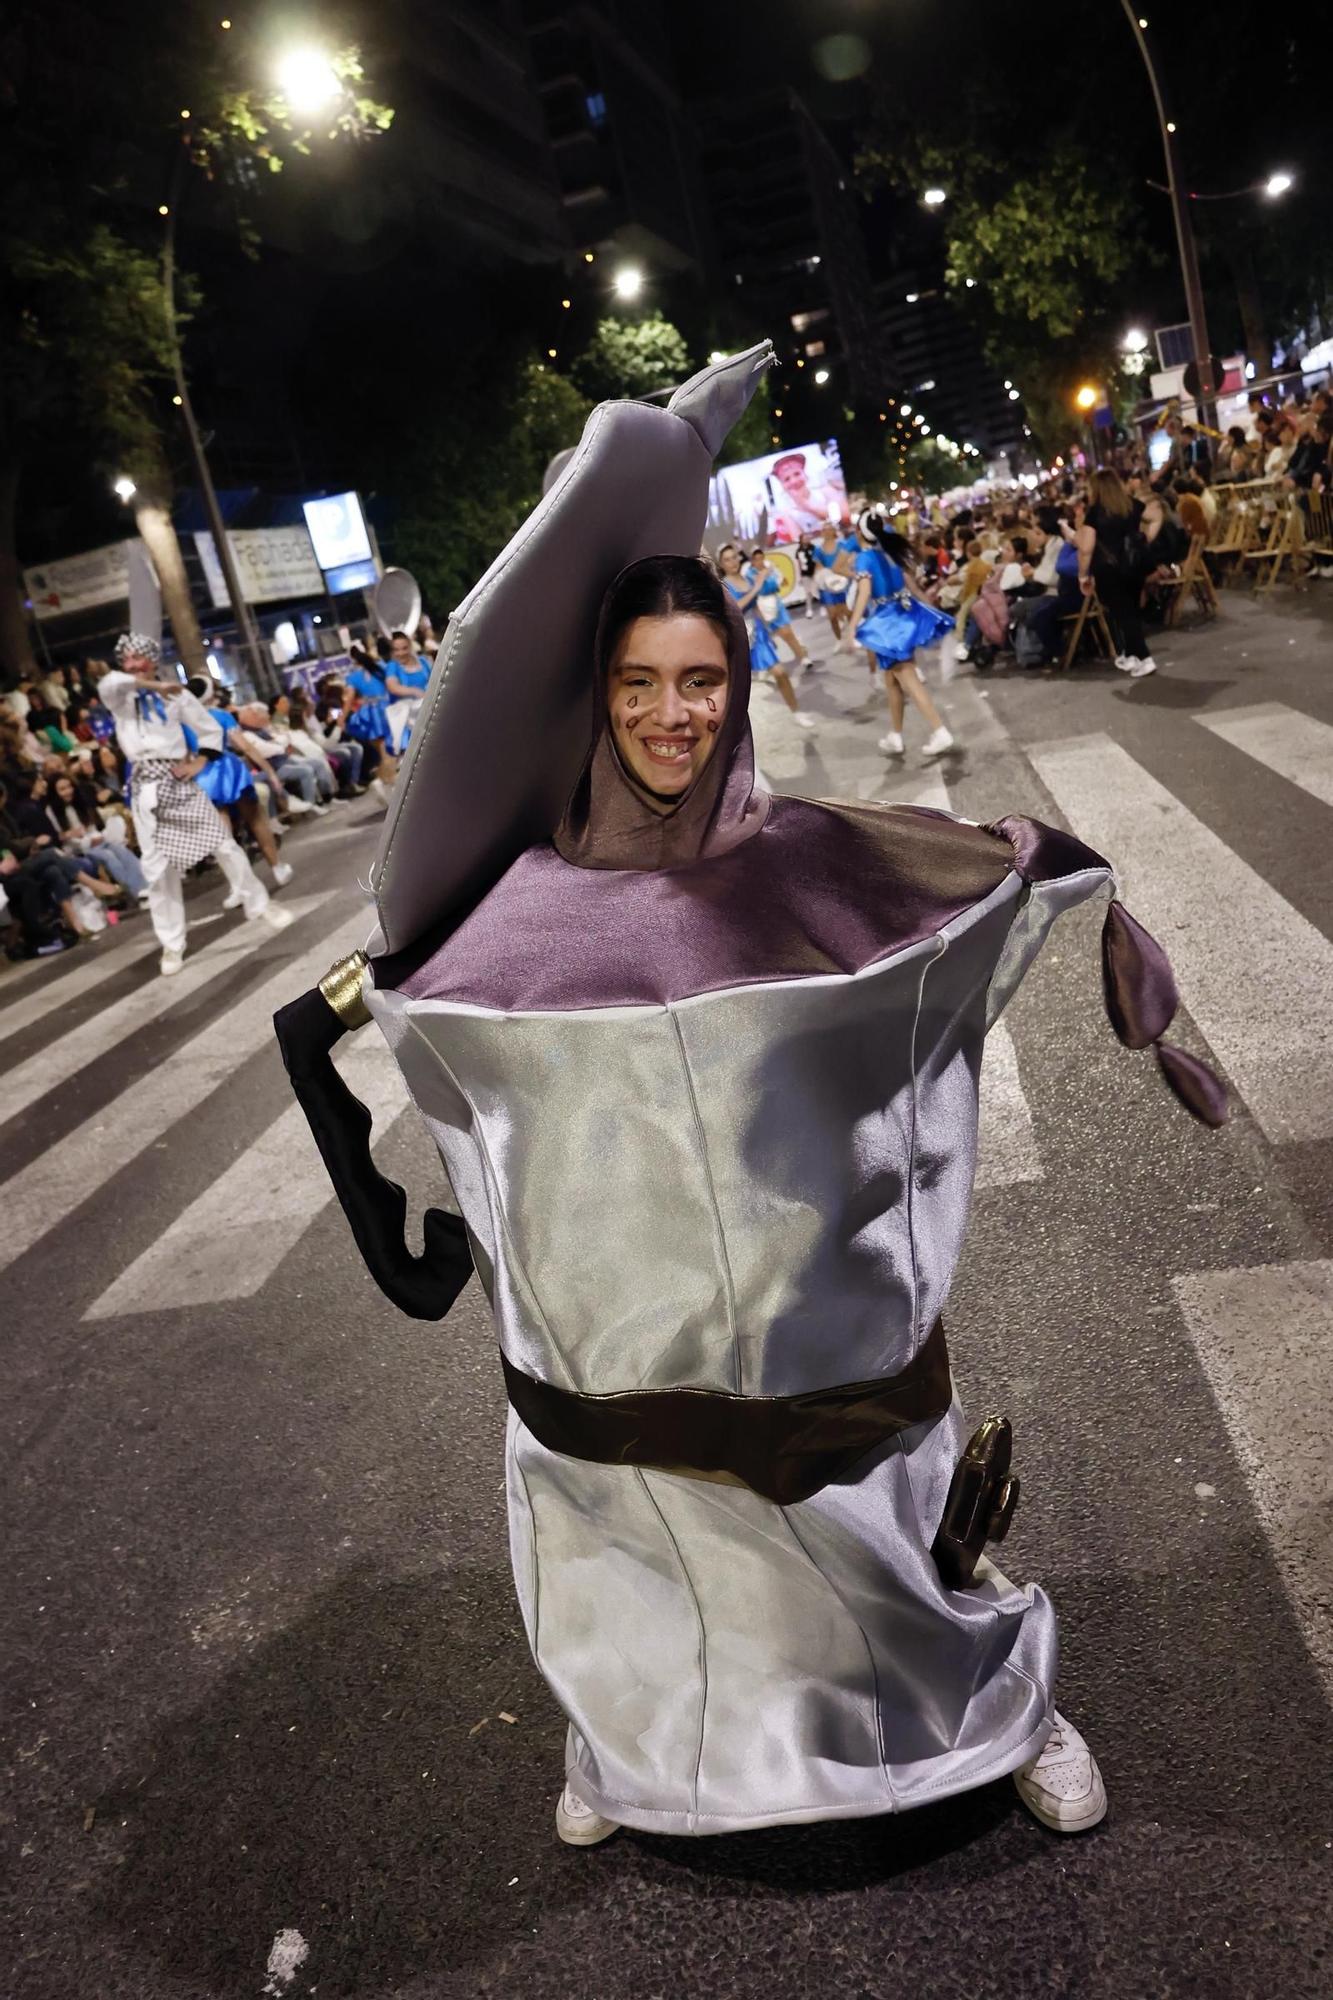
[1101, 900, 1179, 1050]
[1155, 1041, 1230, 1127]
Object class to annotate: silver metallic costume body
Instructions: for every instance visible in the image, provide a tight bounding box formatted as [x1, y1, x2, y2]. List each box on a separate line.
[365, 808, 1109, 1834]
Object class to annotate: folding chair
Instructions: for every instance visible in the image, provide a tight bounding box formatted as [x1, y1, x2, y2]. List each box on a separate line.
[1058, 589, 1116, 671]
[1160, 535, 1219, 626]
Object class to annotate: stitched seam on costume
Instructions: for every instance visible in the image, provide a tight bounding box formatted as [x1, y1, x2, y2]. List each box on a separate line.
[909, 1661, 1053, 1800]
[667, 1005, 742, 1394]
[636, 1469, 708, 1831]
[778, 1501, 895, 1809]
[905, 938, 945, 1345]
[398, 1011, 576, 1390]
[509, 1422, 542, 1674]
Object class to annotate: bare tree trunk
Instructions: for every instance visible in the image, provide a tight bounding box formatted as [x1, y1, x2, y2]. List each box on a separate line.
[1229, 243, 1273, 380]
[0, 454, 39, 685]
[131, 471, 207, 675]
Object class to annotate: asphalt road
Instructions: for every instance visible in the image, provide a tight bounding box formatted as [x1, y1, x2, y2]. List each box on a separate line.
[3, 588, 1332, 1999]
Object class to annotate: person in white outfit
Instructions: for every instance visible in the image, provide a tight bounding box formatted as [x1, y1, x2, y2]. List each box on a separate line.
[100, 634, 293, 976]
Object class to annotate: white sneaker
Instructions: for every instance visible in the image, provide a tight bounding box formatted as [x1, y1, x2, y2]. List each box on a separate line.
[368, 776, 391, 808]
[1128, 656, 1158, 678]
[791, 710, 818, 731]
[921, 726, 955, 758]
[272, 860, 293, 887]
[954, 642, 971, 663]
[878, 730, 905, 755]
[159, 948, 184, 977]
[284, 795, 314, 816]
[1013, 1710, 1107, 1834]
[555, 1782, 620, 1848]
[260, 903, 294, 931]
[309, 801, 330, 816]
[222, 888, 244, 910]
[1113, 655, 1134, 673]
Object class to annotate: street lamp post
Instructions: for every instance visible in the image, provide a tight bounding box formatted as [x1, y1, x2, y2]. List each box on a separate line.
[1119, 4, 1217, 431]
[161, 143, 275, 697]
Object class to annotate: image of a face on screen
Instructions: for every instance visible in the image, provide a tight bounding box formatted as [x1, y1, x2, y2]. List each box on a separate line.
[303, 491, 372, 572]
[713, 440, 849, 545]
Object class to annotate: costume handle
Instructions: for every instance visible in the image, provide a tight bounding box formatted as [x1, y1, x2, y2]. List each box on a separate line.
[273, 964, 473, 1320]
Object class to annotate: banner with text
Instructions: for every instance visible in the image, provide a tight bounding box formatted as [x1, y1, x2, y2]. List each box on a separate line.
[194, 526, 324, 609]
[23, 541, 136, 622]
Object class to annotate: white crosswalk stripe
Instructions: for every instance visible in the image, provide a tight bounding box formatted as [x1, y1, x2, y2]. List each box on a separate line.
[0, 895, 330, 1129]
[1030, 731, 1333, 1146]
[1194, 700, 1333, 812]
[0, 905, 371, 1277]
[0, 928, 161, 1042]
[1173, 1260, 1333, 1699]
[84, 1037, 410, 1319]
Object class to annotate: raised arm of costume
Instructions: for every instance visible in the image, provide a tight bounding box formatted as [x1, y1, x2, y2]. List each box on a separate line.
[273, 954, 474, 1319]
[96, 671, 141, 723]
[985, 812, 1229, 1127]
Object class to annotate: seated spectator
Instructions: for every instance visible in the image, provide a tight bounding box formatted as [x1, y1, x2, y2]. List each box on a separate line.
[1213, 427, 1252, 483]
[43, 771, 149, 902]
[286, 690, 365, 796]
[1285, 417, 1330, 491]
[235, 702, 331, 813]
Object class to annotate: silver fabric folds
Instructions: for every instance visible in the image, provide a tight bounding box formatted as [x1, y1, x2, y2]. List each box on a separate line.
[365, 835, 1113, 1836]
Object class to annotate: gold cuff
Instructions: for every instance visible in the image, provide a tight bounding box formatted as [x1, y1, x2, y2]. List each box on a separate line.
[318, 948, 372, 1030]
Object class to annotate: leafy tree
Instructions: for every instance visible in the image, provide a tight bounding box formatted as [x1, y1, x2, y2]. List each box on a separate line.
[388, 356, 592, 618]
[572, 316, 692, 405]
[1, 3, 390, 679]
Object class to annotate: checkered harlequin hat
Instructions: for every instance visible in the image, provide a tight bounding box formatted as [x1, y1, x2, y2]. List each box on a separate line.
[115, 632, 162, 664]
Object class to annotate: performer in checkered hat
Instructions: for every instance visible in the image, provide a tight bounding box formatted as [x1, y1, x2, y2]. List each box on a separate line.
[100, 634, 292, 975]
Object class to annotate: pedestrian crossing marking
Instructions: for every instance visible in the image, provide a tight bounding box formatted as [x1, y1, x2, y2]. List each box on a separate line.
[84, 1037, 410, 1319]
[1173, 1260, 1333, 1699]
[1030, 732, 1333, 1145]
[0, 930, 161, 1043]
[0, 894, 329, 1131]
[1194, 700, 1333, 812]
[0, 906, 372, 1278]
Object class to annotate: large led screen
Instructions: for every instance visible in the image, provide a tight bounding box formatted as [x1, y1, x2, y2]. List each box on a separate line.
[302, 491, 373, 573]
[709, 439, 849, 545]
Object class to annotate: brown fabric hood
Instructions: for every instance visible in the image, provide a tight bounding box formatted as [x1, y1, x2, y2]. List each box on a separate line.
[552, 569, 771, 872]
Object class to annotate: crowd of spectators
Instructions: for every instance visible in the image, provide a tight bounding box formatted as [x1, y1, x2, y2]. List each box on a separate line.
[0, 636, 419, 965]
[849, 379, 1333, 681]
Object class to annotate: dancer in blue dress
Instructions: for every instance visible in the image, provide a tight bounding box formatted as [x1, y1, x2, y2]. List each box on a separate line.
[385, 631, 433, 753]
[183, 681, 293, 888]
[840, 514, 957, 760]
[745, 549, 808, 669]
[344, 646, 403, 795]
[716, 545, 815, 732]
[809, 521, 859, 651]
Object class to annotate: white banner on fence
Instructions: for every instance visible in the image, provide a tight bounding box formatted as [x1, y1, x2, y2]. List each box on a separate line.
[194, 525, 324, 609]
[23, 541, 136, 622]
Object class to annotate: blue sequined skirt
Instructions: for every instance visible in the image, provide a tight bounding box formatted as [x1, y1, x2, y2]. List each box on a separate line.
[345, 697, 391, 744]
[857, 594, 954, 667]
[195, 751, 254, 806]
[749, 620, 781, 674]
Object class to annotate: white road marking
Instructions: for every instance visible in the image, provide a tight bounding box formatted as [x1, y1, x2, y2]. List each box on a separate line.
[0, 895, 330, 1128]
[1194, 701, 1333, 812]
[0, 906, 370, 1277]
[0, 929, 160, 1041]
[262, 1927, 309, 1994]
[85, 1036, 410, 1318]
[1030, 732, 1333, 1143]
[975, 1021, 1043, 1188]
[1173, 1260, 1333, 1698]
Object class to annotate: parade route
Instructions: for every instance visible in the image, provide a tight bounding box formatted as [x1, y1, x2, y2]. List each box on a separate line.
[4, 595, 1333, 1999]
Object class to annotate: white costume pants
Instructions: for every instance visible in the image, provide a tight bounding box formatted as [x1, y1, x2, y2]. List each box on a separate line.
[133, 811, 269, 956]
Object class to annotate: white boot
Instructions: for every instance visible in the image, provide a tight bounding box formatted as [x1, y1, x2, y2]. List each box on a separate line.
[878, 730, 905, 755]
[272, 860, 293, 887]
[159, 948, 184, 977]
[1013, 1710, 1107, 1833]
[555, 1782, 620, 1848]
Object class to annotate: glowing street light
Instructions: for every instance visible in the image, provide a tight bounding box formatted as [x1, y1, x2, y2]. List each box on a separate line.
[1123, 327, 1149, 352]
[274, 47, 341, 115]
[613, 265, 643, 300]
[112, 474, 136, 502]
[1008, 387, 1021, 401]
[922, 187, 947, 207]
[1264, 171, 1294, 199]
[1075, 384, 1099, 411]
[814, 367, 830, 384]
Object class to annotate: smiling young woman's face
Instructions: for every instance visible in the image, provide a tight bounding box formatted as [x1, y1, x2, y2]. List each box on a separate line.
[607, 613, 730, 799]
